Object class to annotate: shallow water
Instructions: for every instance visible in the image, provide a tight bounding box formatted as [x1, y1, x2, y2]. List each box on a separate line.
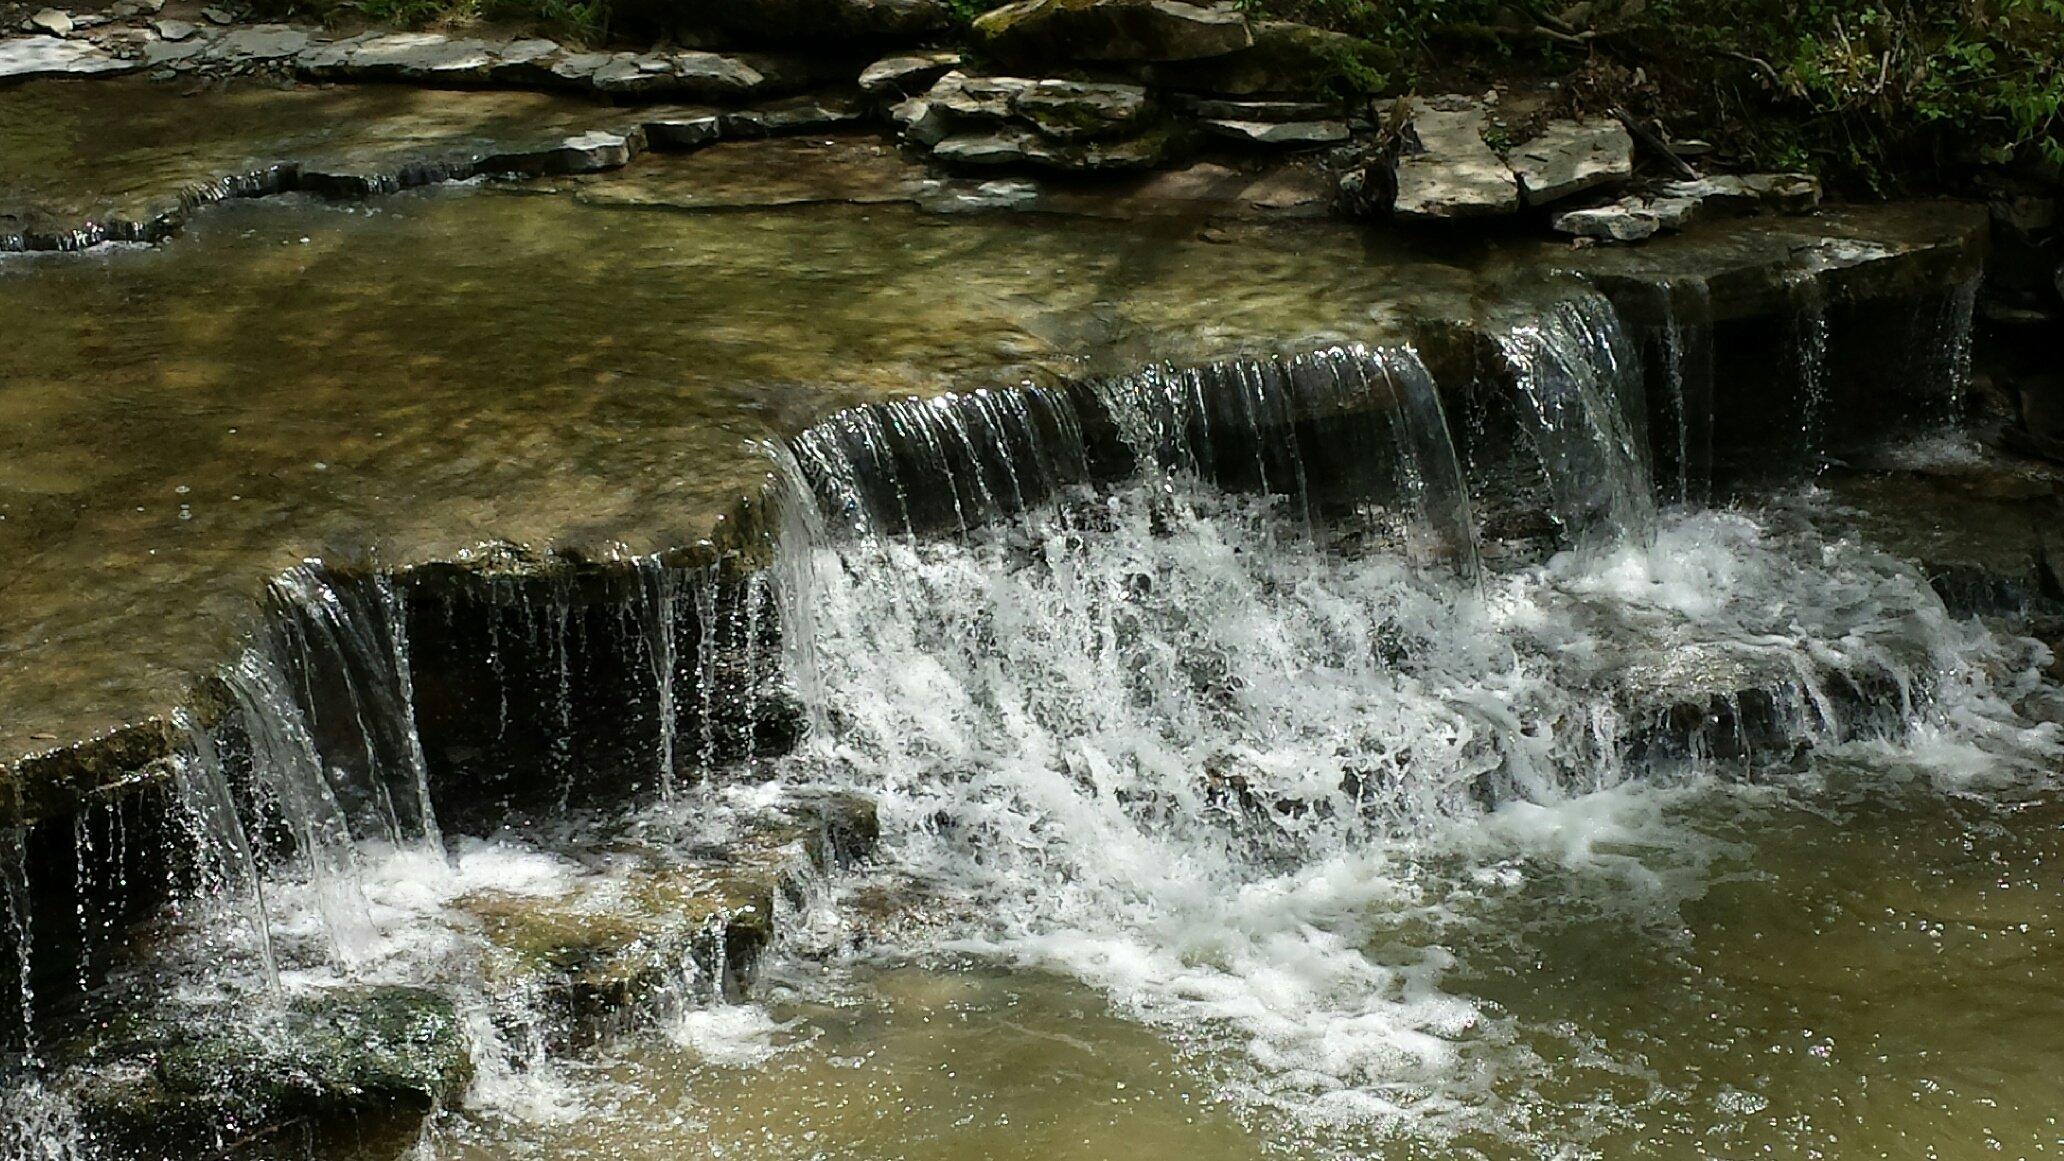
[425, 747, 2064, 1159]
[146, 480, 2053, 1161]
[0, 190, 1414, 763]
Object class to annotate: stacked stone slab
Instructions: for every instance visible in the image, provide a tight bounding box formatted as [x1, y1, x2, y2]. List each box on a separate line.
[1380, 95, 1636, 221]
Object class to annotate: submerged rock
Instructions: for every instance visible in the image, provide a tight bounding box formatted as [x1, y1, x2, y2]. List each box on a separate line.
[1390, 97, 1519, 220]
[1506, 118, 1633, 206]
[972, 0, 1252, 66]
[463, 792, 879, 1045]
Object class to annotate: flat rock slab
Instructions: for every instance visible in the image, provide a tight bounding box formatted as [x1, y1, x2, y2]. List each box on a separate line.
[1392, 98, 1519, 220]
[0, 79, 750, 249]
[1199, 117, 1348, 146]
[858, 49, 960, 94]
[0, 34, 137, 79]
[1506, 118, 1632, 205]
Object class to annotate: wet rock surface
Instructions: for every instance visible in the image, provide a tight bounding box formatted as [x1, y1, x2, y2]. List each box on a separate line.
[62, 985, 471, 1153]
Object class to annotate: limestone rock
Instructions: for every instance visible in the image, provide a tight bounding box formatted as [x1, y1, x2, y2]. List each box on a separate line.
[66, 986, 471, 1154]
[922, 72, 1154, 141]
[1012, 78, 1154, 140]
[1198, 117, 1348, 146]
[721, 93, 868, 136]
[0, 34, 136, 78]
[972, 0, 1252, 66]
[1390, 97, 1519, 220]
[482, 37, 561, 83]
[1656, 173, 1822, 214]
[858, 49, 960, 95]
[28, 9, 72, 35]
[151, 17, 196, 41]
[642, 109, 723, 150]
[489, 128, 645, 176]
[1505, 118, 1632, 205]
[1552, 172, 1822, 244]
[932, 123, 1177, 171]
[891, 95, 951, 146]
[1153, 21, 1393, 96]
[210, 24, 309, 64]
[1552, 201, 1662, 242]
[344, 32, 497, 80]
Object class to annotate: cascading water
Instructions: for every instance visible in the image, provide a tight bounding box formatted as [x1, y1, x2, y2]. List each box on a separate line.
[760, 294, 2061, 1141]
[1492, 293, 1657, 546]
[8, 283, 2060, 1157]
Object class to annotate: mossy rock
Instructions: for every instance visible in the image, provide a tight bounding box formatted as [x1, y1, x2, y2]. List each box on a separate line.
[66, 985, 471, 1158]
[615, 0, 956, 47]
[1152, 20, 1395, 97]
[460, 790, 878, 1049]
[971, 0, 1253, 67]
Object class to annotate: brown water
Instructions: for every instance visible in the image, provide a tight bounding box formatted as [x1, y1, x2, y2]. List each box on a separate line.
[0, 185, 1437, 768]
[424, 774, 2064, 1160]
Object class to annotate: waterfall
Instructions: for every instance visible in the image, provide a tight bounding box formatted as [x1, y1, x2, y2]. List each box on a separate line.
[1654, 277, 1715, 504]
[172, 714, 281, 993]
[1097, 346, 1480, 579]
[1787, 269, 1830, 464]
[1493, 293, 1657, 546]
[761, 296, 2059, 1133]
[175, 564, 450, 966]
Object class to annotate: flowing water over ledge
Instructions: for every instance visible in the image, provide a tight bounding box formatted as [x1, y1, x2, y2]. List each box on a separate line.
[0, 124, 2048, 1159]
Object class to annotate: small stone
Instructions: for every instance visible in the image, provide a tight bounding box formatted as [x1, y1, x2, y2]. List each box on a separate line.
[858, 50, 960, 95]
[152, 18, 196, 40]
[29, 8, 73, 35]
[1198, 118, 1348, 146]
[199, 6, 234, 23]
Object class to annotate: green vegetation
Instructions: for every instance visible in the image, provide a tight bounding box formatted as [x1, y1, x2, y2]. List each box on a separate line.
[1237, 0, 2064, 187]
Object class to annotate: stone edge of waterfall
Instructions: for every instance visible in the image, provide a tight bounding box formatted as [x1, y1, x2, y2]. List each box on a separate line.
[0, 204, 1997, 832]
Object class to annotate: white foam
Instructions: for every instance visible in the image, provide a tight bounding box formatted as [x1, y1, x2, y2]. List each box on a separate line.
[778, 483, 2062, 1140]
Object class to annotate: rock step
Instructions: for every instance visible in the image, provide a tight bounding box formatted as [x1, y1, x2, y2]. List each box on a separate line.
[0, 98, 846, 252]
[63, 985, 473, 1158]
[462, 790, 879, 1051]
[53, 791, 878, 1153]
